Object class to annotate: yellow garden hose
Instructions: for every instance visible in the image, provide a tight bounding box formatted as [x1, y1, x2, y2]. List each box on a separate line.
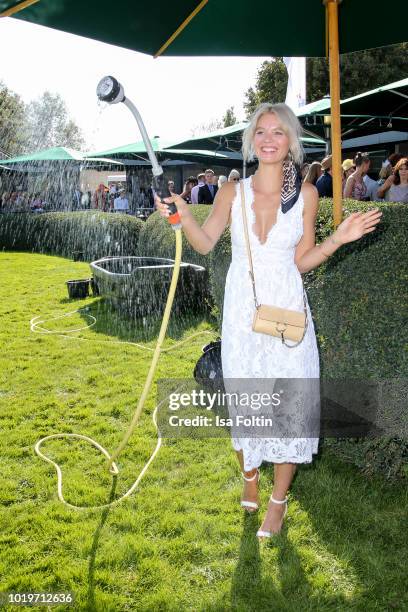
[34, 229, 212, 511]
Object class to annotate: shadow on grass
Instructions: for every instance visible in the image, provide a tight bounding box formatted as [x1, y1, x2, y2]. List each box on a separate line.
[199, 445, 407, 611]
[87, 477, 118, 612]
[73, 296, 216, 344]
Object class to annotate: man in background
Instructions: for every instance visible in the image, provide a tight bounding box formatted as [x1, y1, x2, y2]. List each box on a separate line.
[316, 155, 333, 198]
[198, 169, 218, 204]
[190, 172, 206, 204]
[114, 188, 130, 213]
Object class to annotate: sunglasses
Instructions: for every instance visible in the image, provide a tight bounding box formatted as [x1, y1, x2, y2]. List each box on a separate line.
[231, 177, 240, 181]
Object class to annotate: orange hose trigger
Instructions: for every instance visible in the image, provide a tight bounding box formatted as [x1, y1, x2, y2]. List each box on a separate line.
[167, 203, 181, 229]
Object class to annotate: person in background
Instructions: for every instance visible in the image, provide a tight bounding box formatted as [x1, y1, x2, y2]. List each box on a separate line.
[304, 161, 322, 186]
[212, 174, 219, 187]
[301, 162, 310, 180]
[93, 184, 106, 210]
[180, 177, 198, 204]
[344, 152, 370, 201]
[228, 169, 240, 183]
[316, 155, 333, 197]
[198, 169, 218, 204]
[30, 193, 43, 212]
[190, 172, 205, 204]
[377, 157, 408, 203]
[341, 159, 354, 194]
[218, 175, 228, 189]
[363, 170, 380, 201]
[168, 180, 175, 194]
[114, 188, 130, 213]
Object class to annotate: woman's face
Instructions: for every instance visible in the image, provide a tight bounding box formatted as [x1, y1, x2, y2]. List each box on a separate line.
[346, 167, 354, 178]
[398, 164, 408, 182]
[253, 112, 290, 164]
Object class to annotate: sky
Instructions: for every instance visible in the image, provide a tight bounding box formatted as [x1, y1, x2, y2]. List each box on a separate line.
[0, 18, 270, 153]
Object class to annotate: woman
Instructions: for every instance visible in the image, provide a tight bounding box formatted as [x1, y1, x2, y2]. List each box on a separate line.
[377, 157, 408, 203]
[180, 177, 197, 204]
[228, 169, 240, 183]
[218, 175, 228, 190]
[344, 152, 370, 200]
[303, 161, 322, 186]
[156, 103, 382, 541]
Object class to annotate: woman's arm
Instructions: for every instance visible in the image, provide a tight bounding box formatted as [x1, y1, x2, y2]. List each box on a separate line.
[377, 174, 394, 199]
[156, 181, 235, 255]
[295, 182, 383, 274]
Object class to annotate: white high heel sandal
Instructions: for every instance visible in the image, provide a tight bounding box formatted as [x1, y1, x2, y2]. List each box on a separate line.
[256, 494, 288, 539]
[240, 468, 260, 512]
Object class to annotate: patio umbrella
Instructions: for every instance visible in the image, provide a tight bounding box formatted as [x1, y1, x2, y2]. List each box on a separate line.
[86, 138, 244, 168]
[297, 78, 408, 142]
[167, 122, 325, 152]
[0, 145, 124, 169]
[2, 0, 407, 223]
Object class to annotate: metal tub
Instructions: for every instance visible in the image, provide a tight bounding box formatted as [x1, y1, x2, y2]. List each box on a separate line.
[90, 256, 208, 316]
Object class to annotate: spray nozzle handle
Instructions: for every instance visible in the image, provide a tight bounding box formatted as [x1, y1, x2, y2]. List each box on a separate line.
[164, 201, 181, 229]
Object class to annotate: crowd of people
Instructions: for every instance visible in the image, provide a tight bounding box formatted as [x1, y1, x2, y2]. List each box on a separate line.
[174, 168, 241, 204]
[1, 154, 407, 214]
[302, 152, 408, 202]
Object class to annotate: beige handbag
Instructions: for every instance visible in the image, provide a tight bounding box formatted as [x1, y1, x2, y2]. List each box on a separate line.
[240, 181, 308, 348]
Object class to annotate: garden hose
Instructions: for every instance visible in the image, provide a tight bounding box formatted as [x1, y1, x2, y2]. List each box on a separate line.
[34, 226, 212, 510]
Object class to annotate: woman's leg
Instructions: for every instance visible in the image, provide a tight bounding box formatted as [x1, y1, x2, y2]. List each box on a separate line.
[258, 462, 297, 534]
[236, 449, 260, 509]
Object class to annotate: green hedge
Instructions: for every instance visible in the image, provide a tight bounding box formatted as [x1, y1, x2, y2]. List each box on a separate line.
[0, 211, 143, 262]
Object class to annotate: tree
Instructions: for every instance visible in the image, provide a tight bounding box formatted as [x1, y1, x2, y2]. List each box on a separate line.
[26, 91, 85, 151]
[223, 106, 237, 127]
[190, 118, 223, 137]
[0, 81, 28, 158]
[244, 58, 288, 117]
[244, 43, 408, 117]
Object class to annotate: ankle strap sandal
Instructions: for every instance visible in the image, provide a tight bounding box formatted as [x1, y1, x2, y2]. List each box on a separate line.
[240, 468, 260, 512]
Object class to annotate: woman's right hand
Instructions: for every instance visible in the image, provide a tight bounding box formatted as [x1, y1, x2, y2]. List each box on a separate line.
[154, 193, 188, 219]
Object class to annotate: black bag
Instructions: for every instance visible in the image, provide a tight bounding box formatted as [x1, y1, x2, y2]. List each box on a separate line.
[193, 338, 224, 393]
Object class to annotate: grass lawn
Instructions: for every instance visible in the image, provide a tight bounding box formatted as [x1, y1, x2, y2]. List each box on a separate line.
[0, 251, 407, 612]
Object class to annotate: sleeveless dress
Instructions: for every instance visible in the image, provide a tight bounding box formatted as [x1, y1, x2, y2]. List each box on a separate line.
[221, 176, 320, 471]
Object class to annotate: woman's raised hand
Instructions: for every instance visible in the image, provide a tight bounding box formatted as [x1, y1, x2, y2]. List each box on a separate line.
[154, 193, 188, 219]
[334, 208, 383, 245]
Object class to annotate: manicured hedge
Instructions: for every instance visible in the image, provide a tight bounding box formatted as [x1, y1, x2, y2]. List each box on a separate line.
[0, 211, 143, 262]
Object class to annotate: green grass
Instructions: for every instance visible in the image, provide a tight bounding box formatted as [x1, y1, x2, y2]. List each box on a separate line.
[0, 251, 407, 612]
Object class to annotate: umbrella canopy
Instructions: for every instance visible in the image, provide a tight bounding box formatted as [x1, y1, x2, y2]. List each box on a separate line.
[2, 0, 406, 56]
[0, 146, 124, 172]
[167, 122, 325, 152]
[298, 78, 408, 140]
[86, 138, 243, 168]
[1, 146, 85, 164]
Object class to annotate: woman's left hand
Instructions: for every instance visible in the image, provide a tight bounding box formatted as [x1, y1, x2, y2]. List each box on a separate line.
[334, 208, 383, 245]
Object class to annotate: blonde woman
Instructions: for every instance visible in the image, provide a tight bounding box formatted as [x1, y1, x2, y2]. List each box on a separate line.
[303, 161, 322, 185]
[156, 103, 382, 541]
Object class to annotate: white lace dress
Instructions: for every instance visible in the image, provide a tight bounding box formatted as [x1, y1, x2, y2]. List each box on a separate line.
[221, 176, 320, 471]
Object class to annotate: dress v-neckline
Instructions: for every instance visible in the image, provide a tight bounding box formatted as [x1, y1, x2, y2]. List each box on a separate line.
[248, 175, 282, 246]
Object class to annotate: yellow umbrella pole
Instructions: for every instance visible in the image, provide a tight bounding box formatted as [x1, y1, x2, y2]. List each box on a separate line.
[325, 0, 343, 228]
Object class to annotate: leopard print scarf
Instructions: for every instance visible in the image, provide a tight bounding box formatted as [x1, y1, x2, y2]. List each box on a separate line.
[281, 160, 302, 213]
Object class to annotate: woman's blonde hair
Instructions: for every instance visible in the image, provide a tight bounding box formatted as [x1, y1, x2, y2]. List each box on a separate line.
[242, 102, 304, 166]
